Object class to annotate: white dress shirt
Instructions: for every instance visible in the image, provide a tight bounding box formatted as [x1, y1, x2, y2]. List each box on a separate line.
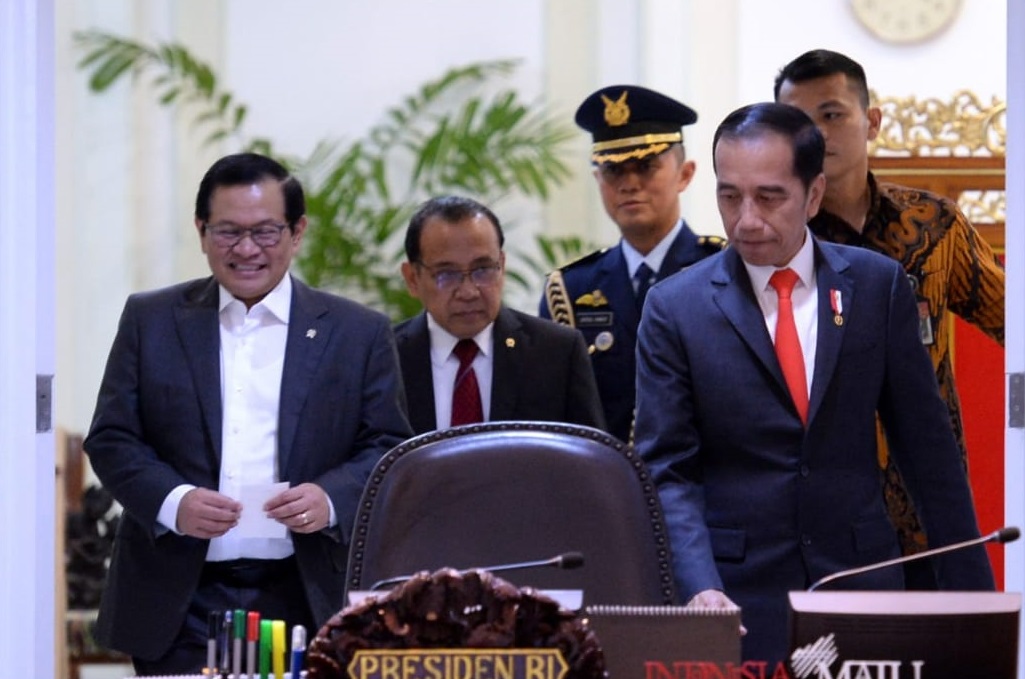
[157, 275, 295, 560]
[426, 313, 495, 429]
[621, 220, 683, 290]
[742, 228, 818, 399]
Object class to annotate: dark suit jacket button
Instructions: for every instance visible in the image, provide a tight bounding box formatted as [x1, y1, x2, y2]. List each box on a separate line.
[800, 464, 810, 477]
[801, 535, 812, 546]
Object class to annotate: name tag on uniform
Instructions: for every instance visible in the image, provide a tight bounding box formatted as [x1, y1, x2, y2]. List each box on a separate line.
[917, 301, 934, 345]
[577, 312, 614, 327]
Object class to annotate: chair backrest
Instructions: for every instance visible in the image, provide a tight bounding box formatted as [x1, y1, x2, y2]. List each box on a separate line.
[346, 421, 677, 605]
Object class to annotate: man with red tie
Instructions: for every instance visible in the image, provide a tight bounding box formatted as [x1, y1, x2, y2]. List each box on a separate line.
[633, 103, 993, 669]
[395, 195, 605, 434]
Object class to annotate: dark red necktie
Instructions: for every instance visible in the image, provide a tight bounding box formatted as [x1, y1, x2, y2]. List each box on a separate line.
[451, 339, 483, 426]
[769, 268, 808, 425]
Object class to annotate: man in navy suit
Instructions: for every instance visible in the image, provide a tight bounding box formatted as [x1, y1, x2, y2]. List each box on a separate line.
[634, 103, 994, 668]
[396, 195, 604, 434]
[540, 85, 724, 443]
[84, 153, 412, 675]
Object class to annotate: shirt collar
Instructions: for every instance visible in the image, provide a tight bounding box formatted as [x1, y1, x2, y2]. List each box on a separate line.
[425, 312, 495, 365]
[621, 219, 683, 279]
[743, 227, 816, 295]
[218, 273, 292, 324]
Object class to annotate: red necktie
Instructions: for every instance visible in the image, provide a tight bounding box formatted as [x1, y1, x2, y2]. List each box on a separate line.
[769, 269, 808, 425]
[451, 339, 483, 426]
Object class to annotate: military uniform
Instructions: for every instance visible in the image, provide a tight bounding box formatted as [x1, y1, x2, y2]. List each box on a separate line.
[541, 229, 724, 442]
[539, 83, 724, 443]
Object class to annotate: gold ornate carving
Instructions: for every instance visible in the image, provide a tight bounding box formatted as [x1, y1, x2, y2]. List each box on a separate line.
[958, 190, 1006, 225]
[869, 90, 1006, 157]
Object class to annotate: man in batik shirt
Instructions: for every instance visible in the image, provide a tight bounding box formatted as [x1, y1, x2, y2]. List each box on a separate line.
[774, 49, 1005, 589]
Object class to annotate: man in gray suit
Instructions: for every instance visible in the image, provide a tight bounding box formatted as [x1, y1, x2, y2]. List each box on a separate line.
[396, 195, 605, 434]
[85, 153, 412, 675]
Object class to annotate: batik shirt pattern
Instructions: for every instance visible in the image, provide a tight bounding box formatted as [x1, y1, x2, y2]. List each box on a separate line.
[809, 172, 1005, 555]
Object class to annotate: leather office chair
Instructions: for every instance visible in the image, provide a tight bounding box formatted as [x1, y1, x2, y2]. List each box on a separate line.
[346, 421, 677, 605]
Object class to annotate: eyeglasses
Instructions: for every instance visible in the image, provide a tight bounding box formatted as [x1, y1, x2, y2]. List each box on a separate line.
[417, 262, 502, 292]
[204, 222, 289, 248]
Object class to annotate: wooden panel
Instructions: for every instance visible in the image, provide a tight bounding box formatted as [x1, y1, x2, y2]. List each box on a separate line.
[868, 156, 1005, 250]
[869, 156, 1006, 196]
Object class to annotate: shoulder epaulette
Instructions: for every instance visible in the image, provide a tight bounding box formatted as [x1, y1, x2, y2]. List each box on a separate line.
[697, 235, 728, 253]
[543, 270, 576, 327]
[557, 247, 608, 272]
[545, 247, 610, 327]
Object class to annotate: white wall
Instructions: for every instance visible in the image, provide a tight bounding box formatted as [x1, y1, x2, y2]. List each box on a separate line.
[1, 0, 56, 676]
[222, 1, 546, 160]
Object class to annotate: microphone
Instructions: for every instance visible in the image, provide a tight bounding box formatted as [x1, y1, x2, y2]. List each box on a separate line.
[809, 526, 1020, 592]
[368, 551, 586, 591]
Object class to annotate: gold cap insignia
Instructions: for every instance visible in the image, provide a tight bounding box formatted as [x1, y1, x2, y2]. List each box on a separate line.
[601, 91, 630, 127]
[575, 290, 609, 307]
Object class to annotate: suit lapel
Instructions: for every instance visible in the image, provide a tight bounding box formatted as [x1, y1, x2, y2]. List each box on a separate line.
[711, 250, 785, 389]
[808, 244, 853, 423]
[174, 278, 223, 463]
[489, 307, 522, 420]
[397, 314, 438, 434]
[278, 279, 331, 476]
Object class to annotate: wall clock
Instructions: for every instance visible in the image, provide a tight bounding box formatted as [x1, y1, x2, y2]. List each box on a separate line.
[850, 0, 962, 44]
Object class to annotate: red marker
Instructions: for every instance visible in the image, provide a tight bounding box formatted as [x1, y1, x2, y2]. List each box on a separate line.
[247, 611, 261, 678]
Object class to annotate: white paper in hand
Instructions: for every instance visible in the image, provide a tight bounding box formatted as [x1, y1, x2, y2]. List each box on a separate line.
[236, 481, 289, 538]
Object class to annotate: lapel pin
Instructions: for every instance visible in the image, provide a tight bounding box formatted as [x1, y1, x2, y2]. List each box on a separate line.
[505, 338, 516, 348]
[306, 328, 317, 339]
[830, 289, 844, 326]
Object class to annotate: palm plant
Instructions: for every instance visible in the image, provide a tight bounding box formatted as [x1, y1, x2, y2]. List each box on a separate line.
[75, 30, 592, 319]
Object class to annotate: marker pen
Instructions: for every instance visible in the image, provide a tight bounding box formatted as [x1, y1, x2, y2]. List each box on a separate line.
[206, 610, 221, 676]
[233, 608, 245, 678]
[259, 619, 273, 679]
[247, 611, 261, 678]
[272, 620, 286, 679]
[220, 610, 233, 679]
[290, 624, 306, 679]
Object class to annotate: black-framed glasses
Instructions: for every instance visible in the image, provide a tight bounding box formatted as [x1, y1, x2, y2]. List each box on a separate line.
[204, 222, 289, 248]
[417, 262, 502, 292]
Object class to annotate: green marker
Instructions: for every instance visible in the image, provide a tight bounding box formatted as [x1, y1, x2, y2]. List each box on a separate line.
[260, 619, 273, 679]
[232, 608, 245, 679]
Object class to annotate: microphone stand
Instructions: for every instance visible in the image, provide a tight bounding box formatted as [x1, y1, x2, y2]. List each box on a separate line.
[369, 551, 585, 591]
[809, 526, 1020, 592]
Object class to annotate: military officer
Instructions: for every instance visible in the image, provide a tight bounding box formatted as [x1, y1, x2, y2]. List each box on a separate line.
[540, 85, 724, 443]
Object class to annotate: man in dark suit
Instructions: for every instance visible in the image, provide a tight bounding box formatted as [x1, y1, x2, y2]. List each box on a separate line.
[634, 103, 994, 669]
[397, 195, 604, 434]
[540, 85, 724, 443]
[84, 153, 412, 675]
